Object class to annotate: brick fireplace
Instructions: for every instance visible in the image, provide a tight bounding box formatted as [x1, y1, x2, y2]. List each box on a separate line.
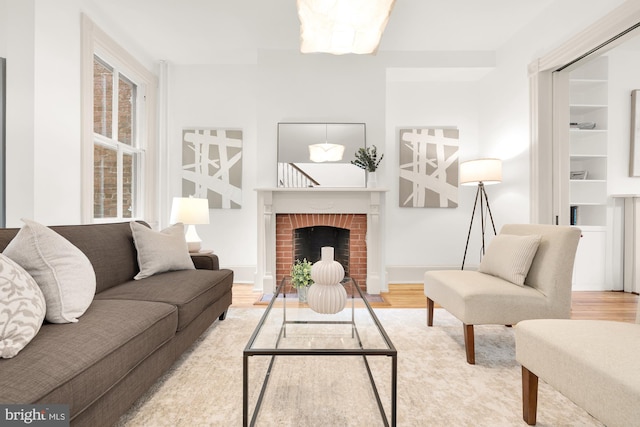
[276, 213, 367, 290]
[256, 188, 386, 295]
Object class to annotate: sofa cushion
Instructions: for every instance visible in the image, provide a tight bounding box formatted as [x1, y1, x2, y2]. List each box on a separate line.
[95, 269, 233, 331]
[130, 222, 195, 280]
[0, 254, 46, 358]
[3, 219, 96, 323]
[478, 233, 541, 286]
[0, 299, 177, 417]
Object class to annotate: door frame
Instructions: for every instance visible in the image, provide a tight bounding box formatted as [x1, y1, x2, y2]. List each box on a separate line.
[529, 2, 640, 224]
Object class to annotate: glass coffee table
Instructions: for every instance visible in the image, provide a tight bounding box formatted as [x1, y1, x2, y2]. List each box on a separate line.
[243, 276, 397, 426]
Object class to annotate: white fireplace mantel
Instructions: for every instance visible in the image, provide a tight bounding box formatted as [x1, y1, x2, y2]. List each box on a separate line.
[255, 187, 387, 295]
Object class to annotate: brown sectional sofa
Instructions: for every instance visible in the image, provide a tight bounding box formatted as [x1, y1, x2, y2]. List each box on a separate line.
[0, 221, 234, 426]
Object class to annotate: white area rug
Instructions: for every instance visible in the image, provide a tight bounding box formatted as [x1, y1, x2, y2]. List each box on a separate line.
[116, 308, 601, 426]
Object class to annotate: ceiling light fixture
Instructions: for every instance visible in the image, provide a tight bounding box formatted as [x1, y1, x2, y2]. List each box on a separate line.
[297, 0, 396, 55]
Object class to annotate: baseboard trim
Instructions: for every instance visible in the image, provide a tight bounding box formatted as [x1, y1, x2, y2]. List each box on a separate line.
[386, 265, 465, 284]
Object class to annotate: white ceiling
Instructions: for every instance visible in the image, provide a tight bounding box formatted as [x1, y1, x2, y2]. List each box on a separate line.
[84, 0, 559, 64]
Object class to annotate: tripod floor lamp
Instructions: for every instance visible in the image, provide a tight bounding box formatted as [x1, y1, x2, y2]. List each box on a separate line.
[460, 158, 502, 270]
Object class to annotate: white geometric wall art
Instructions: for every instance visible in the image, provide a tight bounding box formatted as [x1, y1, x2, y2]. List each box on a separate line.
[398, 128, 459, 208]
[181, 128, 242, 209]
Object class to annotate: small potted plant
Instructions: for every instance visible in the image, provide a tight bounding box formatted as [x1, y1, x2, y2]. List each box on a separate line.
[290, 258, 313, 303]
[351, 145, 384, 187]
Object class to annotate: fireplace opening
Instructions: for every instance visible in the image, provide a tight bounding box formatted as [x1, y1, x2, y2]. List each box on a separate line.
[275, 213, 366, 290]
[294, 226, 350, 277]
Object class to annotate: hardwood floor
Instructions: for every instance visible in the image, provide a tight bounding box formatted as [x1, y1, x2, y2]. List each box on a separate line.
[231, 283, 639, 322]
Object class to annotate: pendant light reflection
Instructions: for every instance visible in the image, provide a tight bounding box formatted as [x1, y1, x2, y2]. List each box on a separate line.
[308, 124, 345, 162]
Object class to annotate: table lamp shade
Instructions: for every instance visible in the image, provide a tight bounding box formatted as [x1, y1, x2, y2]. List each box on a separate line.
[170, 197, 210, 225]
[459, 158, 502, 186]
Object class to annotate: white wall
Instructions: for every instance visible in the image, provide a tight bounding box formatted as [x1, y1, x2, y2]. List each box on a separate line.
[0, 0, 6, 57]
[385, 78, 483, 274]
[478, 0, 627, 231]
[168, 64, 258, 279]
[168, 51, 495, 282]
[1, 0, 628, 285]
[5, 0, 83, 226]
[5, 0, 36, 226]
[32, 0, 82, 224]
[608, 47, 640, 193]
[2, 0, 159, 227]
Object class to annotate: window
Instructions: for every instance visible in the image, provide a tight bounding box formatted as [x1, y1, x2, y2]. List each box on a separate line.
[81, 16, 157, 224]
[92, 56, 140, 219]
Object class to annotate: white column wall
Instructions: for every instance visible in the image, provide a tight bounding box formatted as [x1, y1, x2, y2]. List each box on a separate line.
[0, 0, 7, 57]
[5, 0, 83, 226]
[168, 64, 258, 280]
[5, 0, 36, 225]
[32, 0, 82, 225]
[384, 79, 483, 275]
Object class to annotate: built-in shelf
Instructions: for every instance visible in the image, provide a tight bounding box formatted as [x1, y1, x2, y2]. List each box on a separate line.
[568, 55, 609, 291]
[569, 56, 608, 228]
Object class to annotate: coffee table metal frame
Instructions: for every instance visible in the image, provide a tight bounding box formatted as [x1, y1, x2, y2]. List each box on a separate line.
[243, 277, 397, 426]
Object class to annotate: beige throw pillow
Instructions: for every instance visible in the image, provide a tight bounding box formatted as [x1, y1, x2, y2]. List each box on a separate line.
[478, 233, 541, 286]
[3, 219, 96, 323]
[130, 222, 195, 280]
[0, 254, 46, 358]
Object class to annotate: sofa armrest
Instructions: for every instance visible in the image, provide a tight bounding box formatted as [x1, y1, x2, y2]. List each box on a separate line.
[190, 253, 220, 270]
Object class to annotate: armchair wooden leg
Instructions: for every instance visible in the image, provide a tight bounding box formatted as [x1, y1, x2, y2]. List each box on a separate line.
[463, 324, 475, 364]
[426, 297, 434, 326]
[522, 366, 539, 425]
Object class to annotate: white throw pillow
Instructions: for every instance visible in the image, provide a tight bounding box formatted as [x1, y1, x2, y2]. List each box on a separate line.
[130, 222, 195, 280]
[0, 254, 46, 358]
[478, 233, 542, 286]
[3, 219, 96, 323]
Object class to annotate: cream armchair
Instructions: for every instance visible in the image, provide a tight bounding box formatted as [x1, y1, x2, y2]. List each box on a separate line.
[424, 224, 581, 364]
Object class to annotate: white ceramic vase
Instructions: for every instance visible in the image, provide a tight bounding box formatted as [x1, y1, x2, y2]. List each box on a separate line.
[367, 171, 377, 188]
[308, 247, 347, 314]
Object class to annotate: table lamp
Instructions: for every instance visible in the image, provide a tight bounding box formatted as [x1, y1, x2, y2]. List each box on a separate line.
[170, 197, 210, 253]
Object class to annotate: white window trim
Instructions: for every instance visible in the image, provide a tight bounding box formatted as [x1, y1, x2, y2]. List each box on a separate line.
[81, 14, 158, 226]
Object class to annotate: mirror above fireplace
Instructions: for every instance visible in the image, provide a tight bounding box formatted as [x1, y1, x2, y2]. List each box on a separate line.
[277, 122, 366, 188]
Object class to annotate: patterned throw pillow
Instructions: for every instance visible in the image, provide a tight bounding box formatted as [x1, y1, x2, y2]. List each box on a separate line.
[130, 222, 195, 280]
[3, 219, 96, 323]
[0, 254, 46, 358]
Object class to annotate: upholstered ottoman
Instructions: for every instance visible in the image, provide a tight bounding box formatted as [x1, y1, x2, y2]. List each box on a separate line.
[515, 316, 640, 426]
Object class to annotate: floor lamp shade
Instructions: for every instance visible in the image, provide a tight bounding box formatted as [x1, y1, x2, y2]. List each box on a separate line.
[459, 158, 502, 186]
[170, 197, 210, 252]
